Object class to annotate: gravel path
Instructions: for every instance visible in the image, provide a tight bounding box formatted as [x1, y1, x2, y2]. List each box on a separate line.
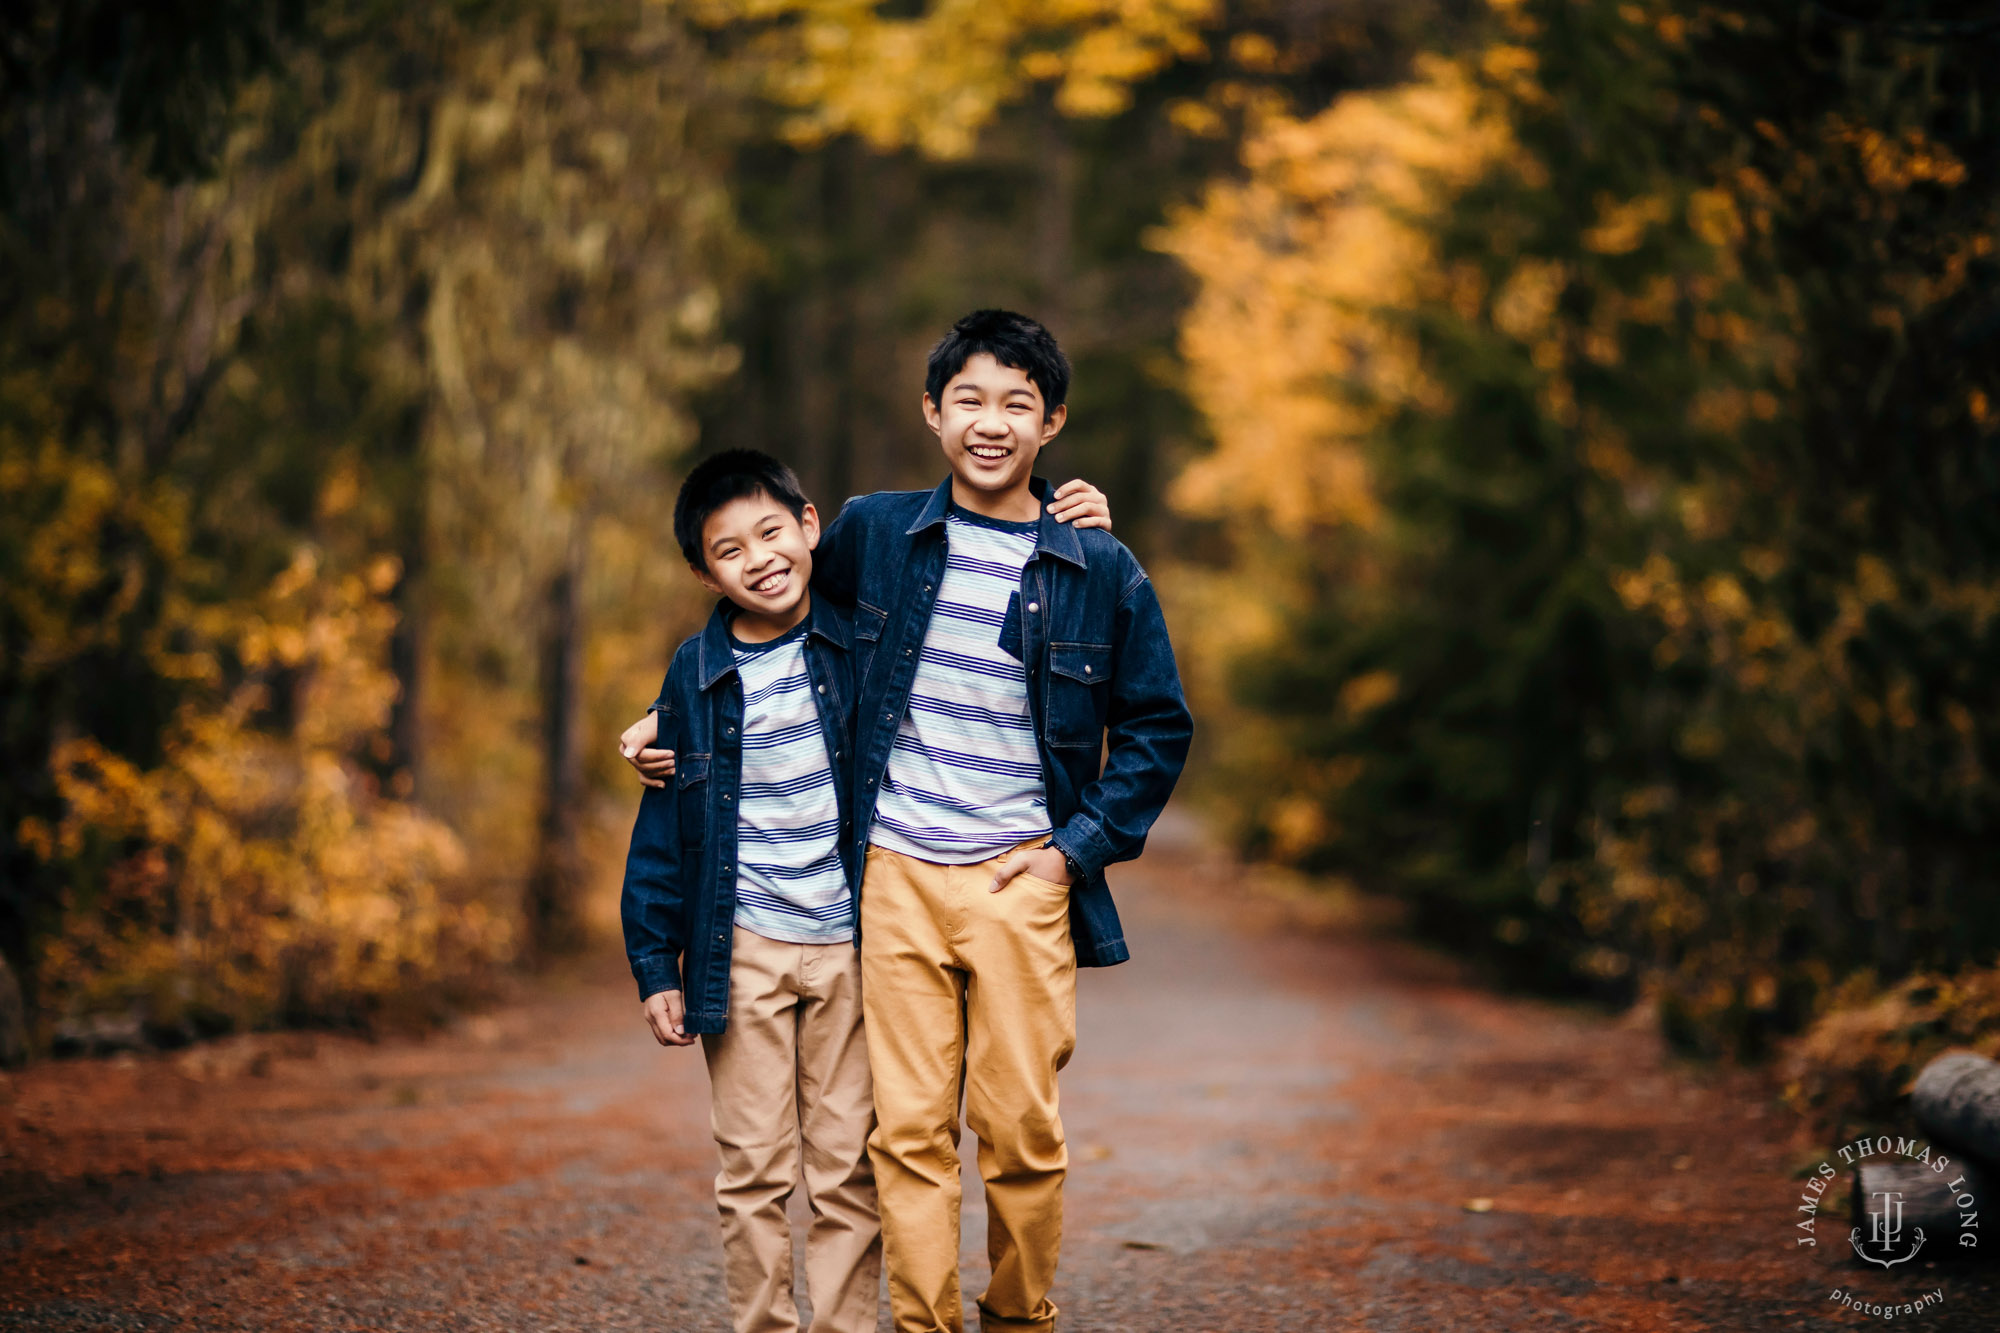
[6, 819, 1999, 1330]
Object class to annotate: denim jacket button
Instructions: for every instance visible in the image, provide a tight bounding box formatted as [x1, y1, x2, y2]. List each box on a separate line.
[1027, 601, 1039, 613]
[816, 684, 825, 694]
[722, 793, 732, 803]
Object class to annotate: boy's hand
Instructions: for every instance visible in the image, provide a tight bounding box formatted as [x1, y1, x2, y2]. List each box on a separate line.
[643, 989, 696, 1046]
[1048, 479, 1112, 531]
[990, 845, 1074, 894]
[618, 712, 677, 786]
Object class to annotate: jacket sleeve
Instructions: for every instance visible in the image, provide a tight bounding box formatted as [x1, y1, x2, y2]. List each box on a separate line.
[620, 670, 689, 1000]
[810, 496, 863, 606]
[1048, 559, 1194, 880]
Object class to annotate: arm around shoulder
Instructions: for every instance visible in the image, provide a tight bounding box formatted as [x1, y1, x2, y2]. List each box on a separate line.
[620, 656, 694, 1001]
[811, 496, 865, 605]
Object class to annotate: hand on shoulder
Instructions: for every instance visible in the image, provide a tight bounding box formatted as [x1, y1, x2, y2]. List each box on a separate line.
[1048, 478, 1111, 530]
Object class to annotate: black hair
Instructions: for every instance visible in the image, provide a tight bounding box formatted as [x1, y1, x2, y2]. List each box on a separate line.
[925, 309, 1070, 421]
[673, 449, 812, 570]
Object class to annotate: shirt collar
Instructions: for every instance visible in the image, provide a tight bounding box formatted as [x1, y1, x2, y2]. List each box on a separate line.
[696, 593, 847, 691]
[904, 474, 1088, 569]
[906, 477, 956, 534]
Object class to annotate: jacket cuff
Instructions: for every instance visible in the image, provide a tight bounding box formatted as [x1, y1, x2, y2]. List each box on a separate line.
[633, 954, 682, 1001]
[1050, 817, 1114, 881]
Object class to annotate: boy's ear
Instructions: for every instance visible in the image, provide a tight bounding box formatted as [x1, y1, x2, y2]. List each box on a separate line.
[922, 392, 943, 438]
[1039, 403, 1068, 445]
[799, 501, 821, 550]
[689, 560, 725, 598]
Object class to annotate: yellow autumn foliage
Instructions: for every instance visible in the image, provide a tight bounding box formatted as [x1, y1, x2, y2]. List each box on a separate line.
[1146, 56, 1517, 835]
[1147, 0, 2000, 1077]
[23, 552, 509, 1035]
[706, 0, 1217, 157]
[1158, 58, 1512, 536]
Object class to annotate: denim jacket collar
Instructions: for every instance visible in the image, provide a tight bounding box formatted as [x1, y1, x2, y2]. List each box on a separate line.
[903, 475, 1087, 569]
[695, 593, 850, 691]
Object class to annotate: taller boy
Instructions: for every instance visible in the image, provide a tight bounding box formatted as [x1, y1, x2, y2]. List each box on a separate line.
[817, 310, 1193, 1333]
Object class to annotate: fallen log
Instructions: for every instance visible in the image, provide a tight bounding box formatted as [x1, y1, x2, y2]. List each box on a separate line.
[1915, 1052, 2000, 1167]
[1849, 1158, 1988, 1262]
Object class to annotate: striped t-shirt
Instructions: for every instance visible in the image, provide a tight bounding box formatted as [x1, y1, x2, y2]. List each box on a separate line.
[729, 622, 853, 944]
[871, 507, 1052, 863]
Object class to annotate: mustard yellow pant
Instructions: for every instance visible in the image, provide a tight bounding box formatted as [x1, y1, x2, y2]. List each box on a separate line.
[860, 843, 1078, 1333]
[701, 926, 881, 1333]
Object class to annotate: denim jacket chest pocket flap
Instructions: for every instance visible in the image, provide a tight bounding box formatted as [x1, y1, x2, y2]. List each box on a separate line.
[1045, 642, 1112, 748]
[852, 601, 888, 680]
[676, 753, 711, 843]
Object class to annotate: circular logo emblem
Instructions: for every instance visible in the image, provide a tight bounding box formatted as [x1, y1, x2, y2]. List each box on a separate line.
[1795, 1135, 1980, 1321]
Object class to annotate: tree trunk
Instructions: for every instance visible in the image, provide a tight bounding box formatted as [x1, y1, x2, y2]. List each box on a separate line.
[1915, 1052, 2000, 1166]
[524, 537, 588, 963]
[790, 142, 856, 509]
[1034, 95, 1076, 334]
[386, 547, 426, 797]
[0, 950, 27, 1068]
[384, 420, 431, 795]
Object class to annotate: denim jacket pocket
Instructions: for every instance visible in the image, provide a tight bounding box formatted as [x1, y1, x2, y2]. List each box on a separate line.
[1045, 643, 1112, 748]
[676, 753, 711, 844]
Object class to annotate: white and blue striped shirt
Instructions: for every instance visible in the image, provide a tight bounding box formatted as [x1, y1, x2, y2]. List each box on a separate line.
[729, 623, 852, 944]
[871, 508, 1051, 863]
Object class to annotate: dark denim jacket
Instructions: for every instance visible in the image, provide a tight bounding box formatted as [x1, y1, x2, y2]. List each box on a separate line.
[618, 596, 857, 1033]
[815, 475, 1193, 967]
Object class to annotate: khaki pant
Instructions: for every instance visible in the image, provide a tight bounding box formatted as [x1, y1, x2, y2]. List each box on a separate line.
[702, 926, 881, 1333]
[860, 843, 1078, 1333]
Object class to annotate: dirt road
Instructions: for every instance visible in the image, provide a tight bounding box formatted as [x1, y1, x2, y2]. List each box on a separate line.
[6, 820, 1998, 1331]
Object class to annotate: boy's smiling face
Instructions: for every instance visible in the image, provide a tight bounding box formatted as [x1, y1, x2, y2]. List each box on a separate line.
[924, 352, 1068, 516]
[692, 491, 820, 635]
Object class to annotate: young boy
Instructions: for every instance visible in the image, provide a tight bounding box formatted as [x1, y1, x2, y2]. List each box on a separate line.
[620, 450, 878, 1333]
[816, 310, 1191, 1333]
[628, 311, 1191, 1333]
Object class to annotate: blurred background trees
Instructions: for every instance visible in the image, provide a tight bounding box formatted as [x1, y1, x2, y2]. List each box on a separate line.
[6, 0, 1999, 1118]
[1161, 0, 2000, 1089]
[2, 0, 738, 1041]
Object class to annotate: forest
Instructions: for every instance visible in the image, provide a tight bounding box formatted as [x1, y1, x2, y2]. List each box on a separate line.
[4, 0, 1997, 1127]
